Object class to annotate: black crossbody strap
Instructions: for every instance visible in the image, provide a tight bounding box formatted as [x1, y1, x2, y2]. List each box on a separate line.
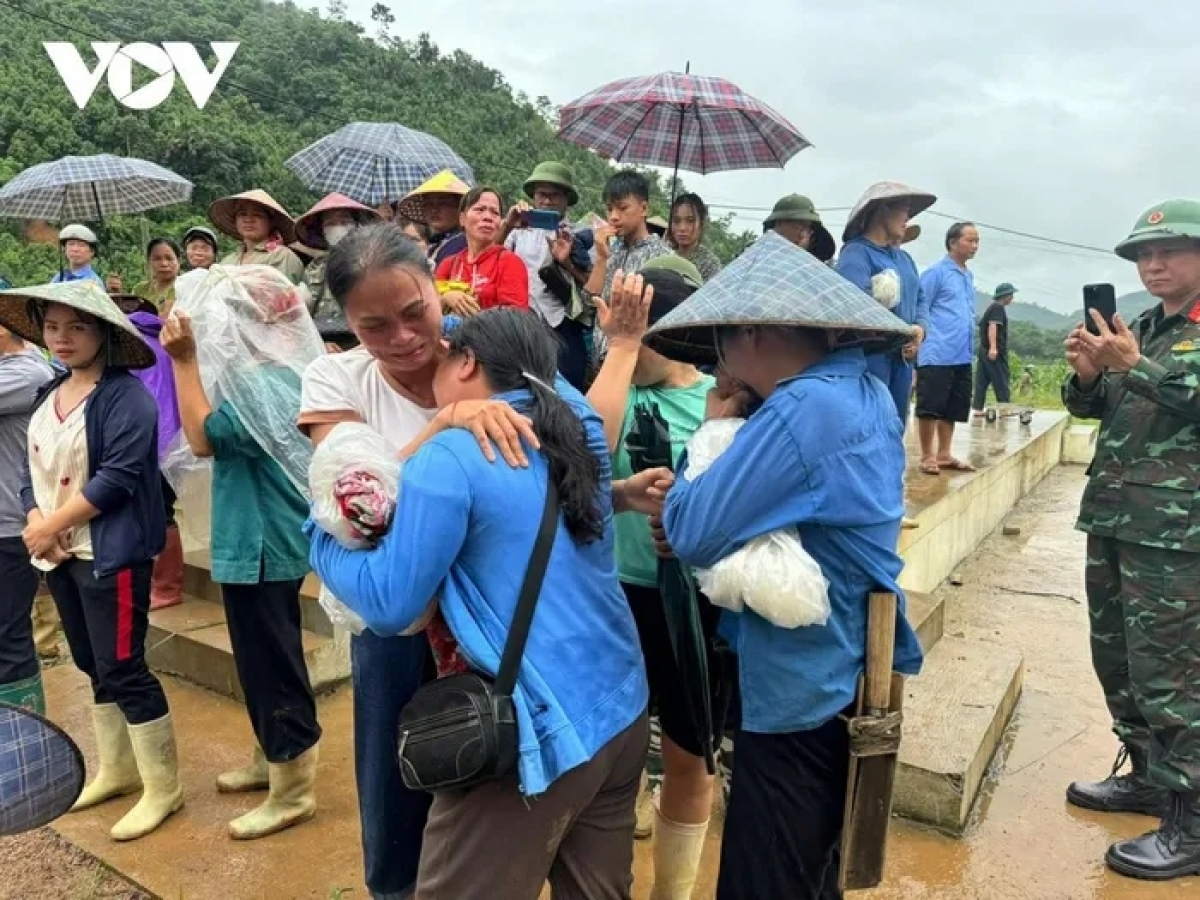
[494, 480, 559, 696]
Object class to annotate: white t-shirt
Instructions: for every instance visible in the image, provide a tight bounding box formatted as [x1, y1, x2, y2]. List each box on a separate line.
[299, 347, 436, 444]
[506, 227, 565, 328]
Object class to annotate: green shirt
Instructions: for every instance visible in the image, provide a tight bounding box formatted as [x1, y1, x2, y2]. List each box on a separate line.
[204, 396, 310, 585]
[131, 279, 175, 312]
[612, 375, 714, 586]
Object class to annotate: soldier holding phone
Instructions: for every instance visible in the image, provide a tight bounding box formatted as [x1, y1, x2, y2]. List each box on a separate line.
[1062, 199, 1200, 882]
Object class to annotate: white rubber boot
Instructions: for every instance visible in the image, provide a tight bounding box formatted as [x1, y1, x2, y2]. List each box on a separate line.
[228, 744, 318, 840]
[216, 745, 269, 794]
[110, 714, 184, 841]
[70, 704, 141, 812]
[650, 809, 709, 900]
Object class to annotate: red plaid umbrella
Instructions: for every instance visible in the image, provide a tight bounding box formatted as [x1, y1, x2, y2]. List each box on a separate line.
[558, 69, 811, 188]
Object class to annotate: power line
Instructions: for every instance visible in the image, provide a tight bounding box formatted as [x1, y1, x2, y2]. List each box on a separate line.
[1, 0, 1122, 257]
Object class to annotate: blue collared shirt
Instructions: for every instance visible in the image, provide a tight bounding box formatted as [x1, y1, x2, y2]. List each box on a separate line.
[918, 256, 976, 366]
[50, 265, 104, 286]
[836, 237, 929, 332]
[662, 349, 923, 734]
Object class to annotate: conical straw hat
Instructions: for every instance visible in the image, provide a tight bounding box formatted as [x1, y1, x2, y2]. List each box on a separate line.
[208, 189, 298, 244]
[395, 170, 472, 224]
[842, 182, 936, 243]
[644, 231, 915, 366]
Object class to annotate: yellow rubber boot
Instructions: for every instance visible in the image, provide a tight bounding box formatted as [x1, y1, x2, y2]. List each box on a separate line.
[110, 714, 184, 841]
[70, 704, 141, 812]
[649, 809, 709, 900]
[229, 744, 318, 840]
[216, 745, 269, 794]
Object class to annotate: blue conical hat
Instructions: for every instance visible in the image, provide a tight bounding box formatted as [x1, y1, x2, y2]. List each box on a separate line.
[644, 231, 915, 365]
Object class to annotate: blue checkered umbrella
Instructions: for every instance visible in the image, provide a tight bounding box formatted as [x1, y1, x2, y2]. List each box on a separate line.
[0, 703, 85, 836]
[0, 154, 193, 222]
[285, 122, 475, 207]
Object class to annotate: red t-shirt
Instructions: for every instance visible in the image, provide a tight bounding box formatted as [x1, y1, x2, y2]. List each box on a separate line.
[435, 245, 529, 311]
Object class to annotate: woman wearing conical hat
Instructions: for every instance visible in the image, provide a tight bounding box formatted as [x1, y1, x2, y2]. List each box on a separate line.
[208, 190, 306, 286]
[0, 280, 182, 843]
[644, 233, 925, 899]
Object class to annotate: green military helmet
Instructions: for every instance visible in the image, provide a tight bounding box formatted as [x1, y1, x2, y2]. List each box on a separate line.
[993, 282, 1017, 299]
[762, 194, 836, 263]
[1114, 199, 1200, 261]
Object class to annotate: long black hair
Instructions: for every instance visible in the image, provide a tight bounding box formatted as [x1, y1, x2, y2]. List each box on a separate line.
[325, 222, 430, 309]
[447, 308, 603, 545]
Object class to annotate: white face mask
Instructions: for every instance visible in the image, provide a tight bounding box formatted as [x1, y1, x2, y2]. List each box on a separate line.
[324, 224, 354, 247]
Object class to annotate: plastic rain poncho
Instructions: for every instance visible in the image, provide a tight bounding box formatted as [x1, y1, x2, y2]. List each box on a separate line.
[162, 265, 323, 549]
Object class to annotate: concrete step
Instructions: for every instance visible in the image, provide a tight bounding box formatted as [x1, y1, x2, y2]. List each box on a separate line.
[146, 597, 350, 702]
[905, 590, 943, 654]
[182, 558, 334, 638]
[892, 635, 1025, 834]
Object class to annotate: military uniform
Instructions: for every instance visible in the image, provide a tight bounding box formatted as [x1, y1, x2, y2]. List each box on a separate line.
[1064, 199, 1200, 882]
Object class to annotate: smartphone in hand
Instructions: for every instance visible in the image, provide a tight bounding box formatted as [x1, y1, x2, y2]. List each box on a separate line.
[1083, 283, 1117, 335]
[520, 209, 563, 231]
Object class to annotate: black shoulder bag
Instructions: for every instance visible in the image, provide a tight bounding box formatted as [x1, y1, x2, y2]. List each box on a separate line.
[397, 482, 559, 792]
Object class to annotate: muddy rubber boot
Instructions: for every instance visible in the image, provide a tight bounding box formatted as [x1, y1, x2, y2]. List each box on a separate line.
[110, 714, 184, 841]
[650, 810, 708, 900]
[1066, 745, 1169, 816]
[31, 592, 59, 659]
[150, 525, 184, 610]
[228, 744, 318, 840]
[216, 745, 270, 794]
[0, 672, 45, 715]
[71, 704, 142, 812]
[1106, 792, 1200, 881]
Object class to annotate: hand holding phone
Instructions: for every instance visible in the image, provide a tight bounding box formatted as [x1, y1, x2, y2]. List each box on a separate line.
[519, 209, 563, 231]
[1083, 283, 1117, 336]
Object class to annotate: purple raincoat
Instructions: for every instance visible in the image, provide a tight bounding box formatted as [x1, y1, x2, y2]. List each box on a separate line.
[129, 312, 182, 462]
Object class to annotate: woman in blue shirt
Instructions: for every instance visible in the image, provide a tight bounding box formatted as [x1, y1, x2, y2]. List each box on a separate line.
[645, 233, 925, 900]
[309, 307, 650, 899]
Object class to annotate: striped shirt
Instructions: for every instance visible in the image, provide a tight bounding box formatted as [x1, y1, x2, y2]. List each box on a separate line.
[27, 388, 92, 570]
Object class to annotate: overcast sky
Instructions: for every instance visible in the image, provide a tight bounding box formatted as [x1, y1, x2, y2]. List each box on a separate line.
[344, 1, 1196, 312]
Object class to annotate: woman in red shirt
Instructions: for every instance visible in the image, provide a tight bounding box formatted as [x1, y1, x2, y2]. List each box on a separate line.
[435, 187, 529, 315]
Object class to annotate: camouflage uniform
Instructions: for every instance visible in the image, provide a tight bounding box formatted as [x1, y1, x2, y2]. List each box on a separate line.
[1063, 208, 1200, 796]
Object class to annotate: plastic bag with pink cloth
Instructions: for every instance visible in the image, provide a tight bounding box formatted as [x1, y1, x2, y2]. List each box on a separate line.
[683, 418, 831, 629]
[161, 264, 321, 552]
[308, 422, 467, 675]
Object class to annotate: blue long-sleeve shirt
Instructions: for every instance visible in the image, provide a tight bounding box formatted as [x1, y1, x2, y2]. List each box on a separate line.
[836, 237, 929, 334]
[662, 349, 923, 734]
[918, 256, 976, 366]
[307, 382, 647, 796]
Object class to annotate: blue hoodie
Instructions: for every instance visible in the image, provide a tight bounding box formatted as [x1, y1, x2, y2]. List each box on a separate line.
[307, 381, 647, 796]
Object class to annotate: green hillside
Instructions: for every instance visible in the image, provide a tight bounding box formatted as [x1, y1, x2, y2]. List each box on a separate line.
[0, 0, 755, 285]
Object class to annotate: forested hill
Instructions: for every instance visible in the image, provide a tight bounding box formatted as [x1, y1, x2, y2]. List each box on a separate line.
[0, 0, 754, 284]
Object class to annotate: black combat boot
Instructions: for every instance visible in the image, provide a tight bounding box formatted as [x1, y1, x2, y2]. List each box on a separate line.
[1066, 745, 1169, 816]
[1105, 792, 1200, 880]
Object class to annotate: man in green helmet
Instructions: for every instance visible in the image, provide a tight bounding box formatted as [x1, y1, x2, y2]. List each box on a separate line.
[762, 195, 836, 263]
[1062, 199, 1200, 882]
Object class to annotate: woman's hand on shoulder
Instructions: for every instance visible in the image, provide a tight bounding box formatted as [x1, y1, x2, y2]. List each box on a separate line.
[438, 399, 540, 467]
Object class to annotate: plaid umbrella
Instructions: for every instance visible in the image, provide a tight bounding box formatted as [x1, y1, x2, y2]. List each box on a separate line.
[0, 154, 193, 222]
[285, 122, 475, 207]
[559, 69, 810, 199]
[0, 703, 85, 836]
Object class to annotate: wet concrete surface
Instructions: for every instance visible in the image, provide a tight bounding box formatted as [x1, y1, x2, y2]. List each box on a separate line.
[902, 410, 1065, 517]
[863, 466, 1197, 900]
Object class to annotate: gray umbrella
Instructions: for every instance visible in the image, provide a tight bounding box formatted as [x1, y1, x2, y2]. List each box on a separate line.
[0, 154, 193, 222]
[285, 122, 475, 206]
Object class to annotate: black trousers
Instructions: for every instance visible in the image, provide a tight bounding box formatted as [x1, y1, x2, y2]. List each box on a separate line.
[973, 356, 1011, 409]
[555, 317, 589, 393]
[0, 536, 40, 684]
[221, 578, 321, 762]
[717, 715, 850, 900]
[47, 558, 168, 724]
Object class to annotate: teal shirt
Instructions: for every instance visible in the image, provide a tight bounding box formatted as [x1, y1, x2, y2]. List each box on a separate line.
[204, 398, 310, 585]
[612, 375, 714, 586]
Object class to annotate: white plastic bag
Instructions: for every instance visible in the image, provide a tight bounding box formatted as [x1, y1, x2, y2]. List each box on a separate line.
[684, 419, 831, 629]
[308, 422, 401, 635]
[870, 268, 901, 309]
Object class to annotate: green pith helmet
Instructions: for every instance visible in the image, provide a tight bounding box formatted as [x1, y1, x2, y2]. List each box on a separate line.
[1114, 199, 1200, 261]
[523, 161, 579, 207]
[641, 253, 704, 290]
[762, 194, 835, 263]
[994, 282, 1017, 299]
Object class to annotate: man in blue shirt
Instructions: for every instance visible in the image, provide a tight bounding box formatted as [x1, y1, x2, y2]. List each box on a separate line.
[916, 222, 980, 474]
[50, 224, 105, 286]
